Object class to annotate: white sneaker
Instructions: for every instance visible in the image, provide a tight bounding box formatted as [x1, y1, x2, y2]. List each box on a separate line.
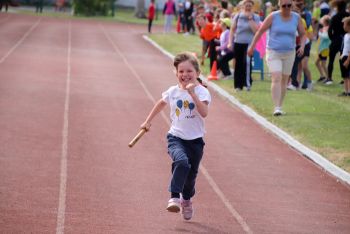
[273, 107, 285, 116]
[307, 82, 313, 91]
[287, 84, 297, 91]
[181, 199, 193, 220]
[166, 198, 181, 213]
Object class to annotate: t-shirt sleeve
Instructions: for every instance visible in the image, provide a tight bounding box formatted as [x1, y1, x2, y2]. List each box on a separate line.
[162, 86, 173, 103]
[196, 86, 211, 104]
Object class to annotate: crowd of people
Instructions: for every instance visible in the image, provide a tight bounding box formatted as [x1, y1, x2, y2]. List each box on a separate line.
[149, 0, 350, 115]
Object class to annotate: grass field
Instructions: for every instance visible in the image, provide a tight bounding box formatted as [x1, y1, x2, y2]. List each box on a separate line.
[11, 7, 350, 173]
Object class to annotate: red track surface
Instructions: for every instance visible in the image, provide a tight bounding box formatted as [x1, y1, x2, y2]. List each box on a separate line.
[0, 13, 349, 233]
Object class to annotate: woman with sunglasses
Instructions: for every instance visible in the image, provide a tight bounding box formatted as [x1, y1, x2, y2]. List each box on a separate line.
[247, 0, 306, 116]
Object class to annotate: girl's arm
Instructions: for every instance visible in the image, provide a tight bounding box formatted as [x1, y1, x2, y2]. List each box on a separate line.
[296, 17, 306, 57]
[140, 99, 167, 130]
[186, 84, 209, 118]
[247, 13, 273, 56]
[344, 51, 350, 68]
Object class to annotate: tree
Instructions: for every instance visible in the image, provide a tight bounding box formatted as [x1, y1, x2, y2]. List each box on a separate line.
[135, 0, 146, 18]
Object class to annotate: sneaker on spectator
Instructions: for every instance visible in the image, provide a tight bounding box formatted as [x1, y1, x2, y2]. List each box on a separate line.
[166, 198, 181, 213]
[181, 199, 193, 220]
[317, 77, 326, 82]
[323, 78, 333, 85]
[307, 82, 313, 91]
[273, 107, 285, 116]
[287, 84, 297, 90]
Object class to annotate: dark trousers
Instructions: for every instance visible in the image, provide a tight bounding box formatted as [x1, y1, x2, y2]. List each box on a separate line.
[148, 19, 153, 33]
[217, 51, 234, 76]
[167, 133, 205, 200]
[209, 40, 218, 70]
[233, 43, 251, 89]
[328, 39, 342, 79]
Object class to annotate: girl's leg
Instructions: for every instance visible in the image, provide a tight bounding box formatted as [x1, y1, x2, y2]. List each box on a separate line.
[167, 134, 191, 196]
[182, 138, 204, 200]
[345, 79, 350, 93]
[315, 57, 323, 77]
[321, 60, 328, 78]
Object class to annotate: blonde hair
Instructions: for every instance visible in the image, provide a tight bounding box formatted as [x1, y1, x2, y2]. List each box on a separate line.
[342, 16, 350, 28]
[173, 52, 200, 73]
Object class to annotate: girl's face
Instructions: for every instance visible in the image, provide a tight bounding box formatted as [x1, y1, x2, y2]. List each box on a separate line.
[176, 60, 200, 89]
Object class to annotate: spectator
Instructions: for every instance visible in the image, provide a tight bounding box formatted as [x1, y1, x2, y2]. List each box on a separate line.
[338, 16, 350, 96]
[325, 0, 350, 85]
[229, 0, 260, 91]
[248, 0, 306, 116]
[0, 0, 9, 12]
[216, 18, 235, 79]
[163, 0, 177, 33]
[184, 0, 195, 34]
[147, 0, 155, 33]
[316, 15, 331, 82]
[320, 0, 330, 17]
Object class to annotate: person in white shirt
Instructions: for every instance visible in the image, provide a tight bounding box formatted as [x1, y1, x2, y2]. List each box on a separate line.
[140, 52, 211, 220]
[339, 16, 350, 96]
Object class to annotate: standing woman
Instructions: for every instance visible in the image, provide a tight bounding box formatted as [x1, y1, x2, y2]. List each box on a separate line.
[163, 0, 177, 33]
[247, 0, 306, 116]
[228, 0, 260, 91]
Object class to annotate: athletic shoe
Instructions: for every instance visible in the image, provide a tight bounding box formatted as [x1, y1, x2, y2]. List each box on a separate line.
[273, 107, 285, 116]
[317, 77, 326, 82]
[181, 199, 193, 220]
[166, 198, 181, 213]
[307, 82, 313, 91]
[323, 78, 333, 85]
[287, 84, 297, 91]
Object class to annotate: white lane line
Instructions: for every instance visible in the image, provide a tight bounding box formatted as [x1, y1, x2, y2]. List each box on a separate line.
[56, 20, 71, 234]
[101, 26, 253, 234]
[0, 18, 41, 64]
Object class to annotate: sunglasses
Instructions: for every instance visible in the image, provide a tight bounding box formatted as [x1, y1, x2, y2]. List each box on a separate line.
[281, 4, 292, 8]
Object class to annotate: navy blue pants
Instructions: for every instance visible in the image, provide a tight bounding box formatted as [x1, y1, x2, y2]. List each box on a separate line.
[167, 133, 205, 200]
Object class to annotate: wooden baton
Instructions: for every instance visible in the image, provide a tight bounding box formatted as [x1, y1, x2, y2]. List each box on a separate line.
[128, 128, 147, 148]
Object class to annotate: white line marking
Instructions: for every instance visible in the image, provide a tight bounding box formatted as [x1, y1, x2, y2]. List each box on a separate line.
[0, 18, 41, 64]
[143, 35, 350, 187]
[56, 21, 71, 234]
[102, 27, 253, 233]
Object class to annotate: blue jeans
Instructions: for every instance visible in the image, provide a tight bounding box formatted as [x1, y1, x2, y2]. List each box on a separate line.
[167, 133, 205, 200]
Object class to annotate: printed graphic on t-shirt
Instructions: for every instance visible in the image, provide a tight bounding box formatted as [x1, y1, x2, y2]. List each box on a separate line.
[175, 99, 195, 119]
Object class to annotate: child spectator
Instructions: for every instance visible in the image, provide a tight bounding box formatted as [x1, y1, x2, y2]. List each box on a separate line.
[216, 18, 235, 79]
[316, 15, 331, 82]
[338, 16, 350, 96]
[197, 13, 219, 69]
[147, 0, 156, 33]
[140, 52, 211, 220]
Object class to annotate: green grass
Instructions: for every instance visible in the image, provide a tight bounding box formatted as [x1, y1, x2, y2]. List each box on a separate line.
[149, 33, 350, 173]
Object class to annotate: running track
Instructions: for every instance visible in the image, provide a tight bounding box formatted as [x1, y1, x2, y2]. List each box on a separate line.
[0, 13, 349, 234]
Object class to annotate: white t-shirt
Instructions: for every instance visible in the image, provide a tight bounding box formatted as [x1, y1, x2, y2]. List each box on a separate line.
[341, 33, 350, 58]
[162, 84, 211, 140]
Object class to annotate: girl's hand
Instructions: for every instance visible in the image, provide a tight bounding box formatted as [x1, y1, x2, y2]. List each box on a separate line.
[140, 122, 151, 131]
[185, 83, 196, 94]
[297, 46, 304, 57]
[344, 60, 350, 68]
